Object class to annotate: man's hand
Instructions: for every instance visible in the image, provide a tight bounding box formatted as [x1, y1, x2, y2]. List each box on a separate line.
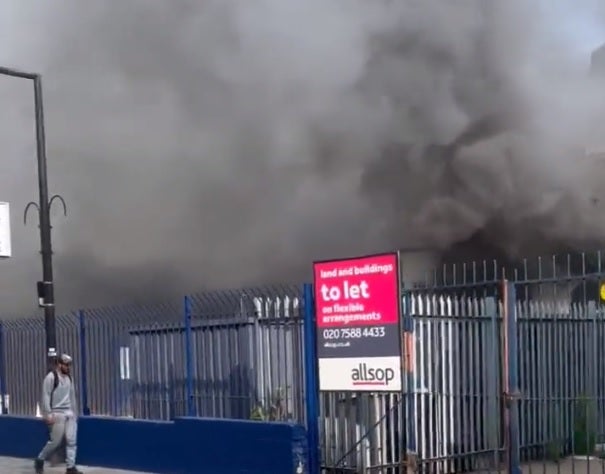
[43, 414, 55, 425]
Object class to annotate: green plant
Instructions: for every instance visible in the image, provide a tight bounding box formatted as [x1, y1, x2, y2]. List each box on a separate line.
[250, 386, 290, 421]
[573, 395, 597, 457]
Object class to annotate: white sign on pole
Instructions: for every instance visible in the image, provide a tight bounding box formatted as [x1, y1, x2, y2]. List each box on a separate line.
[0, 202, 12, 258]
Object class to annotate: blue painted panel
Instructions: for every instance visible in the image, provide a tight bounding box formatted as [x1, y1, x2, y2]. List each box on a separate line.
[0, 416, 48, 458]
[78, 417, 176, 473]
[0, 415, 307, 474]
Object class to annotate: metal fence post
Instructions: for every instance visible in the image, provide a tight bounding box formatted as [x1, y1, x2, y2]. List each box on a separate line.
[184, 295, 195, 417]
[78, 310, 90, 415]
[303, 283, 320, 474]
[503, 281, 521, 474]
[0, 322, 7, 414]
[402, 291, 417, 472]
[485, 297, 500, 469]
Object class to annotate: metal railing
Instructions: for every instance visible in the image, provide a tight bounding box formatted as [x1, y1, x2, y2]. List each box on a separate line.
[319, 251, 605, 472]
[0, 285, 304, 424]
[2, 250, 605, 473]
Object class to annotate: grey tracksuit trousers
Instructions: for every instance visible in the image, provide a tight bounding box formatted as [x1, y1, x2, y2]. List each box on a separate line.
[38, 412, 78, 467]
[37, 370, 79, 468]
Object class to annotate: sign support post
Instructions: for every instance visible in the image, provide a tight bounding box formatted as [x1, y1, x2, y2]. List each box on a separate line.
[303, 283, 320, 474]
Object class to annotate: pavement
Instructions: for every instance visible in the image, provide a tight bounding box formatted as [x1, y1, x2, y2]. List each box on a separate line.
[0, 457, 152, 473]
[471, 457, 605, 473]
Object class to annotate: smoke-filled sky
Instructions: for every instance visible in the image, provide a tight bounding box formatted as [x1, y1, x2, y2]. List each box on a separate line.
[1, 0, 605, 315]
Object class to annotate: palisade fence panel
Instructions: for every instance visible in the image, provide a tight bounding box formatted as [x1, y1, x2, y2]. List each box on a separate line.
[516, 295, 605, 460]
[188, 285, 304, 422]
[409, 292, 502, 474]
[83, 301, 183, 419]
[1, 313, 80, 416]
[1, 318, 45, 416]
[318, 290, 502, 473]
[320, 391, 405, 472]
[128, 325, 188, 420]
[0, 285, 305, 423]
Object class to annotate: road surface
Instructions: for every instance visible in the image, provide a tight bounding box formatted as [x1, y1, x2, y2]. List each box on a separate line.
[0, 456, 152, 473]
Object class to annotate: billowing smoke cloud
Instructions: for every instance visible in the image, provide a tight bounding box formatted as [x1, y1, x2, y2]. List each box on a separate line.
[1, 0, 605, 314]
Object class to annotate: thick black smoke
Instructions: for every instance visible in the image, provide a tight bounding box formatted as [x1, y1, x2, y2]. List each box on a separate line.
[1, 1, 605, 314]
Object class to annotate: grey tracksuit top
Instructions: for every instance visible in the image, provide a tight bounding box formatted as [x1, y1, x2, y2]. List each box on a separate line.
[41, 371, 77, 416]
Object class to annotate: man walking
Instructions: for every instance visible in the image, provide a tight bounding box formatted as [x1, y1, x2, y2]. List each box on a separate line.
[34, 353, 82, 474]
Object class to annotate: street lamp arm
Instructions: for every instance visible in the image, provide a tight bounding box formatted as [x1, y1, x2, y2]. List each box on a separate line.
[0, 66, 37, 81]
[49, 195, 67, 217]
[23, 201, 40, 225]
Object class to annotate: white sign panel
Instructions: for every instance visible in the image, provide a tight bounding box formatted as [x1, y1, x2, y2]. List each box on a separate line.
[318, 357, 402, 391]
[0, 202, 11, 258]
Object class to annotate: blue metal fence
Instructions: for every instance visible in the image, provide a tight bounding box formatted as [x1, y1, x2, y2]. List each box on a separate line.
[0, 285, 304, 424]
[1, 313, 80, 416]
[2, 251, 605, 473]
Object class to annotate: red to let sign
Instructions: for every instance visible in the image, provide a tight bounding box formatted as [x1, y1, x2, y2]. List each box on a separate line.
[314, 253, 400, 328]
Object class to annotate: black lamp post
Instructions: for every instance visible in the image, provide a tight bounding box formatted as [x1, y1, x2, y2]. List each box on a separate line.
[0, 66, 59, 369]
